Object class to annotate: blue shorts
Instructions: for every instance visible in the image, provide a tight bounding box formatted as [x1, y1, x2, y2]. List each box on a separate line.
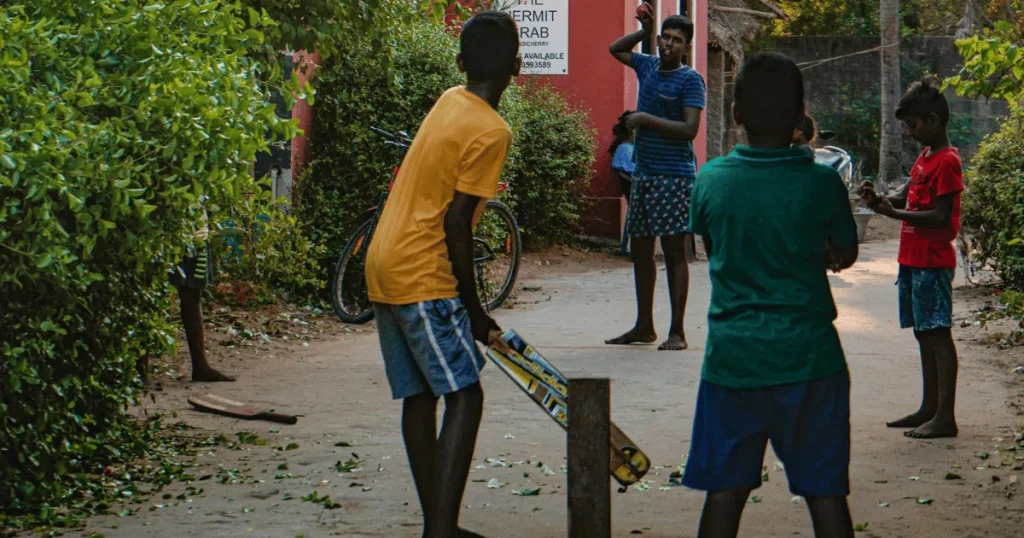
[897, 265, 954, 332]
[682, 371, 851, 498]
[374, 298, 485, 399]
[626, 175, 694, 238]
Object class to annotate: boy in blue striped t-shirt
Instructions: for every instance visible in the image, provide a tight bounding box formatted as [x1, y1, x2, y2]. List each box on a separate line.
[608, 3, 706, 351]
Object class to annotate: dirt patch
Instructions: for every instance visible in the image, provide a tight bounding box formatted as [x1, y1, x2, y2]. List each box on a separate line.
[864, 214, 903, 243]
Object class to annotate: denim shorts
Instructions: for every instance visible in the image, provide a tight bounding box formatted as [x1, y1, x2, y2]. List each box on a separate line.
[374, 298, 486, 399]
[682, 370, 851, 498]
[897, 265, 954, 332]
[626, 175, 694, 238]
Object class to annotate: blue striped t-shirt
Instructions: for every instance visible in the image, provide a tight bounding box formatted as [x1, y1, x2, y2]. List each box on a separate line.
[631, 53, 706, 179]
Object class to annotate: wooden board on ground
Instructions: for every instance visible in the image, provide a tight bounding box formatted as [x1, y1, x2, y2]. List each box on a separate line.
[187, 393, 298, 425]
[485, 330, 650, 486]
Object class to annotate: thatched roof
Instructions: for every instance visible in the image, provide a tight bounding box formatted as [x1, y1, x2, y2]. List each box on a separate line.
[708, 0, 780, 61]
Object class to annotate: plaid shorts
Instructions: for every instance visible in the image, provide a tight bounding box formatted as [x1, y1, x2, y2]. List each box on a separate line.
[626, 175, 694, 238]
[169, 242, 213, 290]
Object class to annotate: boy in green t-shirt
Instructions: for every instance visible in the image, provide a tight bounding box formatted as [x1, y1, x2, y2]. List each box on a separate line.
[682, 53, 859, 537]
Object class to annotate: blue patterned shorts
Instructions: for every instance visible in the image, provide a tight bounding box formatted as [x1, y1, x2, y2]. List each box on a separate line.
[626, 175, 694, 238]
[897, 265, 954, 332]
[374, 298, 486, 399]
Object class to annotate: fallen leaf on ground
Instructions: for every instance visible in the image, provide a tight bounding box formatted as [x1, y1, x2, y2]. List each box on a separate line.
[487, 479, 505, 489]
[513, 487, 541, 496]
[878, 502, 889, 507]
[908, 476, 920, 481]
[944, 472, 963, 480]
[747, 495, 761, 503]
[853, 522, 869, 532]
[915, 498, 934, 505]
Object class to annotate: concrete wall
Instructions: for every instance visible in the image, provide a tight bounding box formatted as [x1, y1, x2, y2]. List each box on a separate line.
[750, 36, 1009, 171]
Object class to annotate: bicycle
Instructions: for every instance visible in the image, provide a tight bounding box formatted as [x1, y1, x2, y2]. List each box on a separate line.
[331, 126, 522, 324]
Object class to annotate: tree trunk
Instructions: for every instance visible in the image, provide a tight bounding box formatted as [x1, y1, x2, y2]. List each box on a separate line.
[878, 0, 902, 193]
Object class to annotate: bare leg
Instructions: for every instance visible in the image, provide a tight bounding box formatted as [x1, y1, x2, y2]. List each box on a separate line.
[659, 234, 689, 351]
[906, 329, 958, 439]
[806, 496, 854, 538]
[179, 286, 234, 382]
[425, 383, 484, 538]
[886, 330, 936, 428]
[697, 489, 751, 538]
[402, 393, 439, 529]
[606, 236, 658, 345]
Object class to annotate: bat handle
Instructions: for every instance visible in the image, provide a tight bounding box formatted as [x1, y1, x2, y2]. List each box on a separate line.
[264, 412, 298, 425]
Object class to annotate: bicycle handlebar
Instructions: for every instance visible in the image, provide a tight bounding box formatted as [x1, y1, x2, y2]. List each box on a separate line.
[370, 126, 412, 145]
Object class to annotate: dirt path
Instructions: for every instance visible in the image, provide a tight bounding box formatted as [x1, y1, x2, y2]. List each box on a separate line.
[82, 241, 1022, 538]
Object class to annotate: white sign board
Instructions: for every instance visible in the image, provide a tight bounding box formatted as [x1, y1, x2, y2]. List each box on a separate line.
[509, 0, 568, 75]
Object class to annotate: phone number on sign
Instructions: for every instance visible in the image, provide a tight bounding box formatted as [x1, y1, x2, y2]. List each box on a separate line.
[524, 61, 552, 69]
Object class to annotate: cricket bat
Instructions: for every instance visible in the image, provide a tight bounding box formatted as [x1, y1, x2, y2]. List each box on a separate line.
[187, 393, 298, 425]
[485, 330, 650, 486]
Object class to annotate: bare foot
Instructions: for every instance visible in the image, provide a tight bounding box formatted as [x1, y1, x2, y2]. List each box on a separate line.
[192, 366, 236, 382]
[459, 529, 489, 538]
[905, 419, 958, 439]
[605, 328, 658, 346]
[886, 410, 934, 428]
[658, 334, 688, 351]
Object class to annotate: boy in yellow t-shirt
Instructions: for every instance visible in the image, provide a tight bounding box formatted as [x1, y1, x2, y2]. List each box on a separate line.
[363, 11, 520, 538]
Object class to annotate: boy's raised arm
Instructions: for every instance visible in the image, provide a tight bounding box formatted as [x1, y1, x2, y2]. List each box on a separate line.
[609, 6, 653, 66]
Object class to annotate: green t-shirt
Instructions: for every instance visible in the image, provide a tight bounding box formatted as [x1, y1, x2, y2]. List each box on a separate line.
[689, 145, 858, 389]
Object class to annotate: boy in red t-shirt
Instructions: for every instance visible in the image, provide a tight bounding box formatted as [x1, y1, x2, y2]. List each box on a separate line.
[859, 78, 963, 439]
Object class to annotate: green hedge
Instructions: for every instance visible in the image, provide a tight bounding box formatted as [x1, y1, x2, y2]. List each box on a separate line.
[0, 0, 294, 519]
[961, 104, 1024, 289]
[295, 19, 596, 269]
[501, 84, 595, 248]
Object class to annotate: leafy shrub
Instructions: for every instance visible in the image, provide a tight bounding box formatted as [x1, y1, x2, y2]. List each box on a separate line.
[961, 104, 1024, 289]
[211, 189, 326, 306]
[294, 20, 465, 275]
[296, 19, 596, 266]
[500, 84, 596, 248]
[0, 0, 294, 520]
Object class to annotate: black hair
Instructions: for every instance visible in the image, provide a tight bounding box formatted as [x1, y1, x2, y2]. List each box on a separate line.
[895, 76, 949, 126]
[460, 11, 519, 81]
[734, 53, 805, 140]
[609, 110, 635, 155]
[662, 15, 694, 44]
[799, 113, 816, 143]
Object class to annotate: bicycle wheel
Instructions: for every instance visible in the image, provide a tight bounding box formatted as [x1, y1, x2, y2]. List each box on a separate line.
[474, 201, 522, 312]
[332, 218, 376, 324]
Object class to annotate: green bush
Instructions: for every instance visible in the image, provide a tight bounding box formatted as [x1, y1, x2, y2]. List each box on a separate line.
[296, 20, 596, 266]
[211, 189, 326, 306]
[0, 0, 294, 520]
[294, 20, 465, 274]
[961, 104, 1024, 289]
[500, 84, 596, 248]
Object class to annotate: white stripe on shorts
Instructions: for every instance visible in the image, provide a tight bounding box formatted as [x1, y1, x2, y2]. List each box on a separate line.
[447, 299, 480, 375]
[418, 302, 458, 392]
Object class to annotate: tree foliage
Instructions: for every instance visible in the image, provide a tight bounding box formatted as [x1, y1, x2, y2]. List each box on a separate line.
[944, 2, 1024, 101]
[766, 0, 1011, 37]
[0, 0, 296, 521]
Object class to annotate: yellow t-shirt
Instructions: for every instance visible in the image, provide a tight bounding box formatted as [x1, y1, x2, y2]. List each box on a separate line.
[365, 87, 513, 305]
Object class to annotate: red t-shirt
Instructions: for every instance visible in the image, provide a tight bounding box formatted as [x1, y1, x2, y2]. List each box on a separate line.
[897, 147, 964, 269]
